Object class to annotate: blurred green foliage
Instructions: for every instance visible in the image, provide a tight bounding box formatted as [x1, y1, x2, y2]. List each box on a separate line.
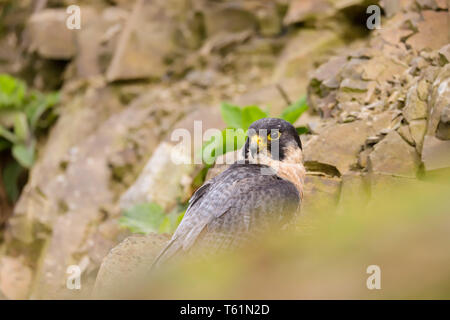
[119, 202, 185, 235]
[144, 175, 450, 299]
[0, 74, 60, 202]
[280, 96, 309, 124]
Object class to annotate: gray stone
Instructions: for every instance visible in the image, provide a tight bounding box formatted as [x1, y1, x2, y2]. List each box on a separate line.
[75, 7, 128, 78]
[337, 173, 368, 214]
[415, 0, 439, 9]
[93, 234, 169, 299]
[311, 56, 347, 89]
[273, 29, 344, 80]
[203, 2, 257, 37]
[255, 2, 282, 36]
[422, 135, 450, 171]
[403, 84, 428, 123]
[301, 174, 341, 216]
[361, 56, 407, 83]
[368, 131, 420, 178]
[397, 125, 415, 146]
[409, 119, 427, 152]
[340, 79, 368, 92]
[416, 79, 429, 101]
[426, 65, 450, 137]
[406, 11, 449, 51]
[0, 256, 32, 300]
[438, 44, 450, 65]
[436, 106, 450, 140]
[436, 122, 450, 140]
[358, 147, 373, 169]
[119, 142, 195, 211]
[304, 120, 377, 175]
[367, 174, 422, 207]
[186, 69, 219, 88]
[26, 9, 77, 59]
[106, 0, 178, 81]
[380, 0, 401, 17]
[9, 88, 182, 298]
[441, 106, 450, 124]
[168, 106, 226, 157]
[283, 0, 335, 25]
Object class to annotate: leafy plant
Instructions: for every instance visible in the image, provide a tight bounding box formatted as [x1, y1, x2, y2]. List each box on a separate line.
[201, 97, 309, 164]
[119, 202, 185, 235]
[2, 160, 24, 202]
[0, 73, 26, 109]
[280, 96, 309, 124]
[0, 74, 60, 202]
[120, 97, 309, 236]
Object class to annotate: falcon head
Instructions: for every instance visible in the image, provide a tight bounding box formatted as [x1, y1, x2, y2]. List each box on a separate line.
[243, 118, 302, 163]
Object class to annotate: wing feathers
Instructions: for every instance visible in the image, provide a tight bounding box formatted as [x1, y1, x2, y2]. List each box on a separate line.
[152, 164, 300, 268]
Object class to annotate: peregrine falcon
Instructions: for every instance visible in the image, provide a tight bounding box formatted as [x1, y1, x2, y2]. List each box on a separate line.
[153, 118, 305, 267]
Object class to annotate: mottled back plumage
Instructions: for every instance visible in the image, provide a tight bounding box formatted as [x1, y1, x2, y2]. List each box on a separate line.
[152, 118, 304, 268]
[153, 164, 300, 267]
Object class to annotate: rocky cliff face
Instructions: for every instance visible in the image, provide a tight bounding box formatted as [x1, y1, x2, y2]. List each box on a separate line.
[0, 0, 449, 299]
[303, 4, 450, 216]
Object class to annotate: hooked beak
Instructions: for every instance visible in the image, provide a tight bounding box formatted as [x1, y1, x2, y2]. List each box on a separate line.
[249, 135, 266, 157]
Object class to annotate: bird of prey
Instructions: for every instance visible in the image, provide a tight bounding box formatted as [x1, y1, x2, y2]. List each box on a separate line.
[153, 118, 305, 267]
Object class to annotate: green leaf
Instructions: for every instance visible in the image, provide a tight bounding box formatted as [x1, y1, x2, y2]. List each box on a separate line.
[220, 102, 242, 129]
[13, 112, 29, 142]
[158, 216, 172, 234]
[241, 105, 267, 130]
[201, 128, 247, 165]
[0, 138, 11, 152]
[220, 102, 267, 130]
[12, 143, 35, 168]
[201, 130, 224, 165]
[296, 126, 309, 135]
[175, 210, 185, 227]
[2, 160, 25, 203]
[281, 96, 309, 124]
[224, 128, 246, 154]
[0, 74, 26, 109]
[191, 165, 211, 190]
[26, 91, 60, 129]
[0, 125, 19, 144]
[119, 202, 165, 234]
[159, 208, 186, 234]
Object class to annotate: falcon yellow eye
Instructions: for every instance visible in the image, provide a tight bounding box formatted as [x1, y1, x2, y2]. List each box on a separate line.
[268, 131, 281, 141]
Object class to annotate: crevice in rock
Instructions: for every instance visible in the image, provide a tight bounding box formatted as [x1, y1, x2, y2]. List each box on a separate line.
[304, 161, 341, 177]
